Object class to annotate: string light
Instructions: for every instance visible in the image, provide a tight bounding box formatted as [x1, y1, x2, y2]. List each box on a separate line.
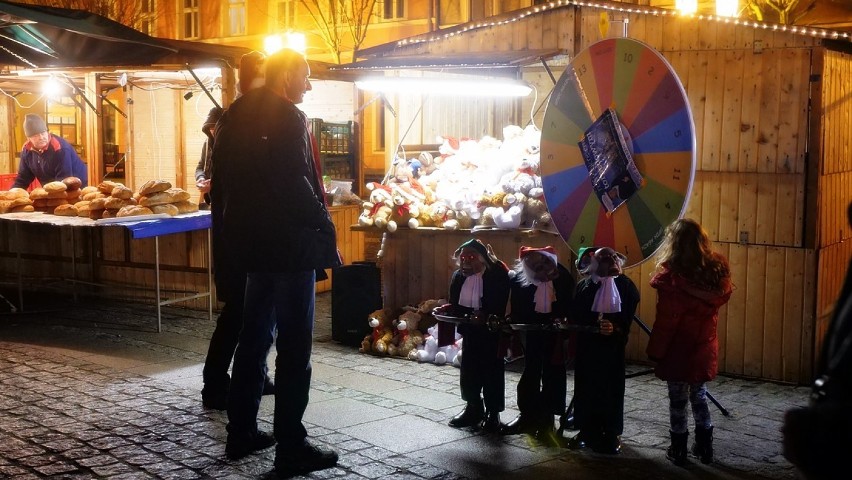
[393, 0, 849, 47]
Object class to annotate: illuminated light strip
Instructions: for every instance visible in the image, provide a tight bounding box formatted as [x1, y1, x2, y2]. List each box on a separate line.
[393, 0, 849, 46]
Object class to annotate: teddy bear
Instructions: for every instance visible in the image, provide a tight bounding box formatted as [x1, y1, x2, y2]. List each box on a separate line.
[392, 310, 424, 358]
[485, 192, 525, 229]
[359, 308, 395, 355]
[389, 188, 421, 230]
[522, 187, 552, 230]
[358, 185, 394, 230]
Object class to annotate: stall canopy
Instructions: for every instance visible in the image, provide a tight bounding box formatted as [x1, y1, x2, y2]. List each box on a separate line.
[0, 1, 180, 68]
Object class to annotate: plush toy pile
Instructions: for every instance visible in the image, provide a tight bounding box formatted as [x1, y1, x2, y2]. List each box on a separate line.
[358, 298, 463, 367]
[358, 125, 551, 232]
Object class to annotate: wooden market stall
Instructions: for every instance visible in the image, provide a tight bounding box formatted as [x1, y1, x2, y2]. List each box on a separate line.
[0, 4, 365, 317]
[347, 1, 852, 385]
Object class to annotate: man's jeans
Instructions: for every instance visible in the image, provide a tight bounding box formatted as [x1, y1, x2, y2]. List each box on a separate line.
[227, 270, 315, 448]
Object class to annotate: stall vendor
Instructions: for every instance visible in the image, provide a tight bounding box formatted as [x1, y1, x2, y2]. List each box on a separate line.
[13, 114, 88, 189]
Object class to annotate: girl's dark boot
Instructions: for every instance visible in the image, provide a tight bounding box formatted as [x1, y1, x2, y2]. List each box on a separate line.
[666, 430, 689, 466]
[692, 426, 714, 464]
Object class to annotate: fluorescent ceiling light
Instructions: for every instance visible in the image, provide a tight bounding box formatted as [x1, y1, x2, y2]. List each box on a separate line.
[355, 76, 532, 97]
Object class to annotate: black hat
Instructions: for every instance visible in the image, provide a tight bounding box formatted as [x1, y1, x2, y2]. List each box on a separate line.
[454, 238, 488, 259]
[202, 107, 223, 134]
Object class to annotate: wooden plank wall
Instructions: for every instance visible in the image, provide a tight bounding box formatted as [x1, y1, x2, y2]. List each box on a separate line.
[814, 49, 852, 360]
[368, 5, 833, 383]
[379, 228, 578, 307]
[317, 205, 367, 293]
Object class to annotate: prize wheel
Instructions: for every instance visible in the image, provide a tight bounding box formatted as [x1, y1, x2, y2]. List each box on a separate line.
[540, 37, 695, 267]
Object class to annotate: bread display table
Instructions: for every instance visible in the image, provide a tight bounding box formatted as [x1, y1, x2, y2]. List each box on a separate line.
[0, 211, 212, 332]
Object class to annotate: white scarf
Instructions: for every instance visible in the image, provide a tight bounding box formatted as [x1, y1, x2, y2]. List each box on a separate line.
[591, 274, 622, 313]
[459, 272, 483, 309]
[531, 280, 554, 313]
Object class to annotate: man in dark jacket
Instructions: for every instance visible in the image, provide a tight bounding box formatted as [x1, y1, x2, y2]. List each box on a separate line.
[502, 246, 575, 444]
[14, 114, 87, 189]
[211, 48, 341, 477]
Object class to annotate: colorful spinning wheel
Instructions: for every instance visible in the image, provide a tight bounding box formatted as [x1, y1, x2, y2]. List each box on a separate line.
[540, 37, 695, 267]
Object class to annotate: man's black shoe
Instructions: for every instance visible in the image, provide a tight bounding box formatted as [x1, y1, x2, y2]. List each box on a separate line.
[263, 377, 275, 396]
[481, 411, 503, 433]
[448, 403, 484, 428]
[225, 430, 276, 460]
[500, 414, 537, 435]
[592, 434, 622, 454]
[202, 391, 227, 411]
[275, 441, 338, 478]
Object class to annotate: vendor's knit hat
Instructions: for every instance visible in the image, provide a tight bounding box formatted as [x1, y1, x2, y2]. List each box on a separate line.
[519, 245, 557, 265]
[23, 114, 47, 137]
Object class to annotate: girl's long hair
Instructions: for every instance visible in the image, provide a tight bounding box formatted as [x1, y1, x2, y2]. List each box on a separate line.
[655, 218, 730, 289]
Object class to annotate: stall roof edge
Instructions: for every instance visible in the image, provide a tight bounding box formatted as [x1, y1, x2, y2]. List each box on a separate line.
[329, 49, 567, 72]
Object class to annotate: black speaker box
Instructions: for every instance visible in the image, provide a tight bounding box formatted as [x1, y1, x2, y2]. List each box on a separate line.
[331, 262, 382, 347]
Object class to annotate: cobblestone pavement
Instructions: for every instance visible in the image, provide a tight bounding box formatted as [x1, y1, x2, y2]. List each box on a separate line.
[0, 290, 809, 479]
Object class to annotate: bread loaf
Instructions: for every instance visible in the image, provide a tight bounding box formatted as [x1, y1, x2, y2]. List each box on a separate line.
[89, 197, 108, 210]
[46, 190, 68, 199]
[29, 188, 49, 200]
[150, 204, 179, 216]
[111, 186, 133, 200]
[10, 205, 34, 213]
[116, 205, 154, 217]
[80, 186, 99, 196]
[46, 198, 69, 207]
[82, 191, 105, 201]
[43, 181, 67, 194]
[54, 204, 78, 216]
[62, 177, 82, 190]
[0, 188, 29, 200]
[101, 209, 116, 219]
[139, 189, 189, 206]
[139, 179, 172, 196]
[104, 197, 133, 210]
[173, 201, 199, 214]
[97, 181, 122, 195]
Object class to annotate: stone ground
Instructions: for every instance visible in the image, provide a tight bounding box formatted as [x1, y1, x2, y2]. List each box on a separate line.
[0, 288, 810, 479]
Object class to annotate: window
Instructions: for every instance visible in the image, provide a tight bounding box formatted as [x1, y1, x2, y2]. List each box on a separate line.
[378, 0, 405, 20]
[183, 0, 199, 39]
[228, 0, 247, 36]
[139, 0, 157, 36]
[439, 0, 469, 25]
[278, 0, 296, 29]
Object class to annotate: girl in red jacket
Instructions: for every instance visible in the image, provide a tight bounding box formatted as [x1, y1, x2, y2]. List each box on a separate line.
[647, 219, 733, 466]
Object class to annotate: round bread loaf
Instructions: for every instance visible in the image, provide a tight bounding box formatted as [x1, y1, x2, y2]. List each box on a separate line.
[80, 186, 99, 195]
[97, 181, 122, 195]
[29, 188, 49, 200]
[54, 204, 78, 216]
[46, 198, 69, 207]
[150, 204, 179, 216]
[101, 209, 116, 219]
[116, 205, 154, 217]
[82, 191, 105, 201]
[46, 190, 68, 199]
[89, 197, 108, 210]
[0, 188, 29, 200]
[62, 176, 82, 190]
[10, 205, 34, 213]
[111, 186, 133, 200]
[104, 197, 132, 210]
[139, 179, 172, 196]
[173, 201, 199, 214]
[43, 181, 67, 194]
